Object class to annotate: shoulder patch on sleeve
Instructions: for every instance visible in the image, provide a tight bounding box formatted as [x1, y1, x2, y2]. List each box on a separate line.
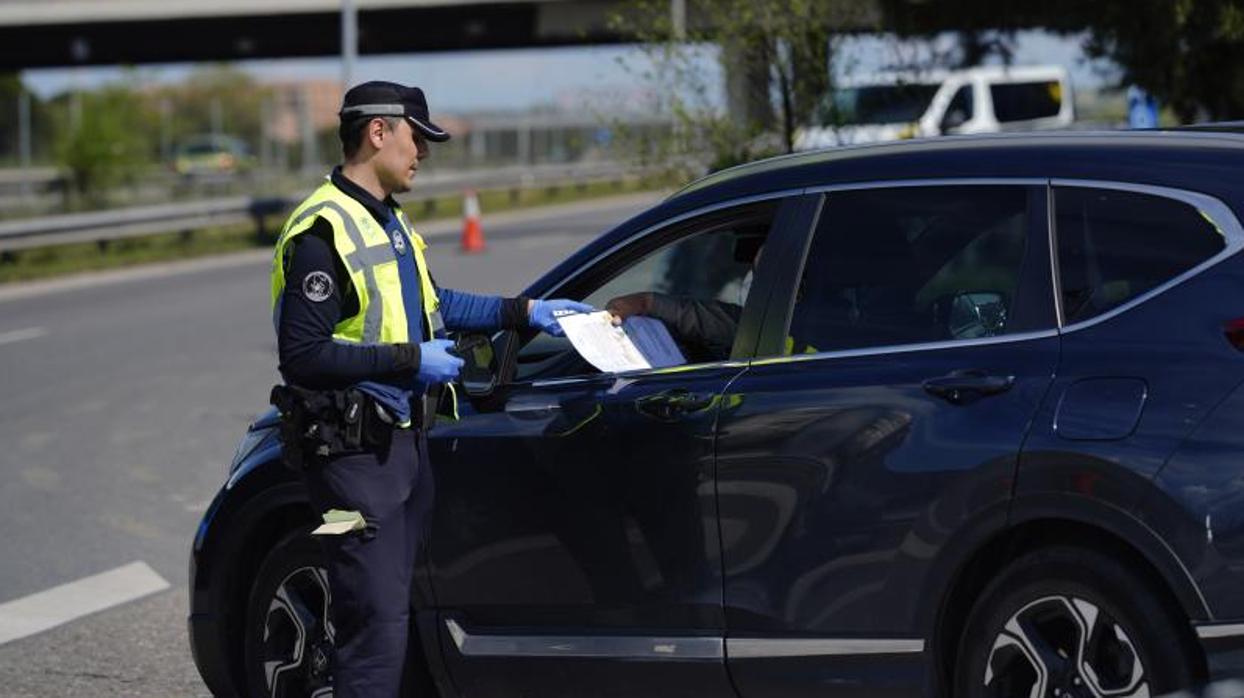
[302, 271, 334, 302]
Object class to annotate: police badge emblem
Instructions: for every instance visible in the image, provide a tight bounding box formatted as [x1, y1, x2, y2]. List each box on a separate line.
[391, 229, 407, 255]
[302, 271, 334, 302]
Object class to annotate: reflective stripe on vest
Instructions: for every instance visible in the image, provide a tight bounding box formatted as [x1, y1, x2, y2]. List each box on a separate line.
[271, 179, 458, 419]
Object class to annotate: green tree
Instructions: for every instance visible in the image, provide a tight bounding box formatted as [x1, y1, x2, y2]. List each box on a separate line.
[1079, 0, 1244, 121]
[879, 0, 1244, 123]
[53, 83, 157, 202]
[612, 0, 876, 173]
[151, 64, 273, 158]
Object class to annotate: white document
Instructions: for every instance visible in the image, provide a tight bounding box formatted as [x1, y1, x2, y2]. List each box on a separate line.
[312, 509, 366, 536]
[556, 311, 686, 373]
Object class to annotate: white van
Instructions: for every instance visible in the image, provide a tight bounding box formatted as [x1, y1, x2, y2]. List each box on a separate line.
[794, 65, 1074, 150]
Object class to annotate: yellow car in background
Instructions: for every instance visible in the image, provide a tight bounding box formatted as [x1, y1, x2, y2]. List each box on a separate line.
[173, 134, 254, 178]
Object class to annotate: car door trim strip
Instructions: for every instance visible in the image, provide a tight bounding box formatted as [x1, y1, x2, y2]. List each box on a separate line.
[444, 619, 924, 660]
[1196, 622, 1244, 639]
[727, 637, 925, 658]
[444, 619, 723, 660]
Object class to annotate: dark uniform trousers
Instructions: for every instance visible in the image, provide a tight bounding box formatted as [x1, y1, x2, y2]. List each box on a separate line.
[301, 427, 433, 698]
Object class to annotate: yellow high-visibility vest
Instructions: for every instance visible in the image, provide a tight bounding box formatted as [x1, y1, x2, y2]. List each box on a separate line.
[270, 179, 457, 419]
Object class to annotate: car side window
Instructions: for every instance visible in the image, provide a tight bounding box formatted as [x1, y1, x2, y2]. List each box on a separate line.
[1054, 187, 1226, 325]
[990, 80, 1062, 122]
[940, 85, 974, 132]
[787, 186, 1030, 354]
[513, 203, 777, 382]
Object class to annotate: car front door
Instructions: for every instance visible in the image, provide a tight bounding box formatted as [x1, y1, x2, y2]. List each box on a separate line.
[423, 197, 804, 697]
[715, 183, 1060, 697]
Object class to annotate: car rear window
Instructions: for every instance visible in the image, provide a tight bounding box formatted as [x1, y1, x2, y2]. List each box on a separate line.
[1054, 187, 1227, 325]
[990, 80, 1062, 122]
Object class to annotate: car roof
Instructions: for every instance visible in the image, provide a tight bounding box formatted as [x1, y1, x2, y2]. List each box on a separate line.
[525, 129, 1244, 297]
[670, 129, 1244, 205]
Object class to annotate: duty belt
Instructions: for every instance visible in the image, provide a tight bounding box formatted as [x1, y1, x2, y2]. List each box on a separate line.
[269, 384, 398, 469]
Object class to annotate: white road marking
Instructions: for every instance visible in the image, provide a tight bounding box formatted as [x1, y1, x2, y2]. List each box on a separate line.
[0, 561, 170, 645]
[0, 326, 46, 346]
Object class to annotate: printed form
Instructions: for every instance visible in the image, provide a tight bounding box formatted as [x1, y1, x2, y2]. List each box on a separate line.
[555, 311, 686, 373]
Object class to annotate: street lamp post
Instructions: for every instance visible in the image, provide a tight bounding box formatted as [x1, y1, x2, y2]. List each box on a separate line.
[671, 0, 685, 40]
[342, 0, 358, 90]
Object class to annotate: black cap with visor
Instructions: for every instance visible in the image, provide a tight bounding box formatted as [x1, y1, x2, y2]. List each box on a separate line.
[338, 81, 451, 142]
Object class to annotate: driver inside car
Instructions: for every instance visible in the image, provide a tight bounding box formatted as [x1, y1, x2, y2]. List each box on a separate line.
[604, 238, 763, 364]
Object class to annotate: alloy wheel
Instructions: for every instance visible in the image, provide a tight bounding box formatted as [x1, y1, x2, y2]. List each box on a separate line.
[257, 565, 335, 698]
[983, 594, 1149, 698]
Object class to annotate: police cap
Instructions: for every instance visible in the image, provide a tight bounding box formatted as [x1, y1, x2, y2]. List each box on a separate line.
[339, 81, 450, 142]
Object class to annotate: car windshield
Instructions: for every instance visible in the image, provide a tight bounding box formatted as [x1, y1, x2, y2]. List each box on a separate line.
[182, 143, 226, 155]
[822, 83, 941, 126]
[179, 136, 246, 156]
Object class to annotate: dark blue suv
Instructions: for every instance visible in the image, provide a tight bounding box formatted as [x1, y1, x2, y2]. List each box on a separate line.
[191, 131, 1244, 698]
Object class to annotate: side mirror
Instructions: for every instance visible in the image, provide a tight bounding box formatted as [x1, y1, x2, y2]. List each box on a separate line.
[453, 333, 499, 397]
[947, 292, 1007, 339]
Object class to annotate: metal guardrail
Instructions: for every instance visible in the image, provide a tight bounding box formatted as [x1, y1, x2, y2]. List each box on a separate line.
[0, 196, 281, 252]
[0, 161, 644, 253]
[0, 166, 61, 188]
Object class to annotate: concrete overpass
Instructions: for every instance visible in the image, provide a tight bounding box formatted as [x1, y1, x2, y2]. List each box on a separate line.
[0, 0, 631, 70]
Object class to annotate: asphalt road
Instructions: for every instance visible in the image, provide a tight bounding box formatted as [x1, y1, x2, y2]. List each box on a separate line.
[0, 192, 659, 697]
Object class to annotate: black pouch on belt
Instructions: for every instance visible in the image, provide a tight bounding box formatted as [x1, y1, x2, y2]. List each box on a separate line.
[339, 389, 395, 454]
[361, 397, 396, 452]
[270, 384, 334, 470]
[340, 389, 365, 451]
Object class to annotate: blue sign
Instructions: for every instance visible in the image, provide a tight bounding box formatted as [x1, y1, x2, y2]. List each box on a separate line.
[1127, 86, 1159, 129]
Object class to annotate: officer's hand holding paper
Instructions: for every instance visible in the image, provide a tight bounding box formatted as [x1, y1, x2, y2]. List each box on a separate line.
[554, 309, 686, 373]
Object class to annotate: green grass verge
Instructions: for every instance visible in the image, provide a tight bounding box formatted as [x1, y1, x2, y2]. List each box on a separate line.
[0, 173, 678, 285]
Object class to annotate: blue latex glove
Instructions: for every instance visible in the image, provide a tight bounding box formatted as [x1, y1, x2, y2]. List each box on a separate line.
[529, 299, 594, 337]
[417, 339, 465, 383]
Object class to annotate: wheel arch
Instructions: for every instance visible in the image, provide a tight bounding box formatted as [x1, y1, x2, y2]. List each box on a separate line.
[191, 452, 315, 698]
[927, 494, 1210, 696]
[220, 481, 316, 695]
[197, 456, 444, 698]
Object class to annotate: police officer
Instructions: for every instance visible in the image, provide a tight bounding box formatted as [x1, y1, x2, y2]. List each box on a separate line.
[269, 80, 590, 697]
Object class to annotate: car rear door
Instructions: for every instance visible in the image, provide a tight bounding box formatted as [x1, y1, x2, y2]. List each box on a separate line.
[715, 182, 1060, 697]
[1017, 181, 1244, 534]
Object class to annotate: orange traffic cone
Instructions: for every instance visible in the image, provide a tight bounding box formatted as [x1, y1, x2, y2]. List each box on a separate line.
[460, 189, 485, 253]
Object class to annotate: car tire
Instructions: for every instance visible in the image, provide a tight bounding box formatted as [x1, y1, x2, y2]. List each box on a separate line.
[954, 545, 1198, 698]
[244, 528, 335, 698]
